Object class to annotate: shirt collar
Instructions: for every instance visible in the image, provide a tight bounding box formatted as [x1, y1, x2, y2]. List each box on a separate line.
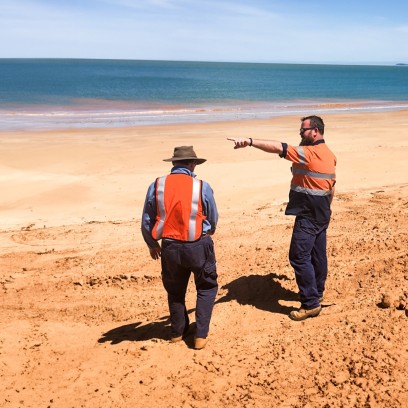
[170, 166, 196, 177]
[313, 139, 326, 146]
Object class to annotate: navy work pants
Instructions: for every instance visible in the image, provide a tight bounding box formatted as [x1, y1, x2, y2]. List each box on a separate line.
[289, 216, 329, 310]
[161, 235, 218, 339]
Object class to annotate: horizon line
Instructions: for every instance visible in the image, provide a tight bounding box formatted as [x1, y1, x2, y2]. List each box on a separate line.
[0, 57, 405, 67]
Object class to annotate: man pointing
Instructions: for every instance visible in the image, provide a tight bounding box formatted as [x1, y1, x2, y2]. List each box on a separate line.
[228, 115, 336, 321]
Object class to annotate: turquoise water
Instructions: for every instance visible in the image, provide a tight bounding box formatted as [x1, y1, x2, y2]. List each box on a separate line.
[1, 59, 408, 130]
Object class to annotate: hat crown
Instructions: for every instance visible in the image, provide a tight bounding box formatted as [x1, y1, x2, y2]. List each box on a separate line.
[163, 146, 206, 164]
[172, 146, 197, 160]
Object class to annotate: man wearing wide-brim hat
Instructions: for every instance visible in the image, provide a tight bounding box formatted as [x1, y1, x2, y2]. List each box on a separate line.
[142, 146, 219, 350]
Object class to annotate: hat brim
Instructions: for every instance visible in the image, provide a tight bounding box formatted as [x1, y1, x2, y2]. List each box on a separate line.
[163, 157, 206, 165]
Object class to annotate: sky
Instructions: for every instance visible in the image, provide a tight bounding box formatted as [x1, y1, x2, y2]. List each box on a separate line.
[1, 0, 408, 64]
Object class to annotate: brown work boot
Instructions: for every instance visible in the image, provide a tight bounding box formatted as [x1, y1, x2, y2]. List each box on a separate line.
[170, 323, 192, 343]
[289, 306, 322, 321]
[194, 337, 208, 350]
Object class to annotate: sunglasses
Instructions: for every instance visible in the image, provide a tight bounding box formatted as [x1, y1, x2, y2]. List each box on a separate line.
[300, 127, 315, 133]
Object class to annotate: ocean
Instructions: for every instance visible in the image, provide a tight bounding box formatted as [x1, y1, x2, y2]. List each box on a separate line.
[1, 59, 408, 130]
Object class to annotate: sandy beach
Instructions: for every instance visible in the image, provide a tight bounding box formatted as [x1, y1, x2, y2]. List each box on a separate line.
[1, 110, 407, 407]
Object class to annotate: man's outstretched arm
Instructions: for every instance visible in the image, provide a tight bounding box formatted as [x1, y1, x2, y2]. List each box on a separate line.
[227, 137, 283, 155]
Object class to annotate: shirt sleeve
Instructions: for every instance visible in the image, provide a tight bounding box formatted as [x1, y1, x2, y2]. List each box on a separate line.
[201, 181, 218, 234]
[141, 181, 161, 249]
[279, 142, 288, 158]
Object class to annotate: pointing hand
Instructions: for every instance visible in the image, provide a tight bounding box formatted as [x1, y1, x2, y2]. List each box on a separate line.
[227, 137, 252, 149]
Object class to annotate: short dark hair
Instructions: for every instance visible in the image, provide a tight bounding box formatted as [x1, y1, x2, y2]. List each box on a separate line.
[301, 115, 325, 135]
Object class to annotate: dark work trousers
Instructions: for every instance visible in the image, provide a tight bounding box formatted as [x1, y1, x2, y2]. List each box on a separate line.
[289, 216, 330, 310]
[160, 235, 218, 339]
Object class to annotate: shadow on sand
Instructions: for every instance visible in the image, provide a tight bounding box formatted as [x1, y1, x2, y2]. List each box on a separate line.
[98, 317, 170, 345]
[99, 271, 298, 345]
[216, 271, 298, 315]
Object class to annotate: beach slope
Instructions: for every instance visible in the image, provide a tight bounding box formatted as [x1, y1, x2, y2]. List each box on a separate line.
[1, 111, 407, 407]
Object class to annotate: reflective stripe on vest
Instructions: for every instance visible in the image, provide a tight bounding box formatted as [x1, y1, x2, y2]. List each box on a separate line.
[189, 178, 201, 241]
[152, 174, 204, 241]
[154, 176, 167, 239]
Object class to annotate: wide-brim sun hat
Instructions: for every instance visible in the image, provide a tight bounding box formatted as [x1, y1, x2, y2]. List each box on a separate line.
[163, 146, 206, 165]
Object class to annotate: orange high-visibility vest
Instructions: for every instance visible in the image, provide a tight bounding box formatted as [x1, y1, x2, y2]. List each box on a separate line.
[152, 174, 206, 242]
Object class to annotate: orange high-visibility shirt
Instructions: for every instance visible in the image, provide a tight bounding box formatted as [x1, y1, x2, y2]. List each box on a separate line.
[283, 140, 336, 222]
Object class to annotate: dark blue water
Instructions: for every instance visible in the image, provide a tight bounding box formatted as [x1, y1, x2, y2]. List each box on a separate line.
[1, 59, 408, 130]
